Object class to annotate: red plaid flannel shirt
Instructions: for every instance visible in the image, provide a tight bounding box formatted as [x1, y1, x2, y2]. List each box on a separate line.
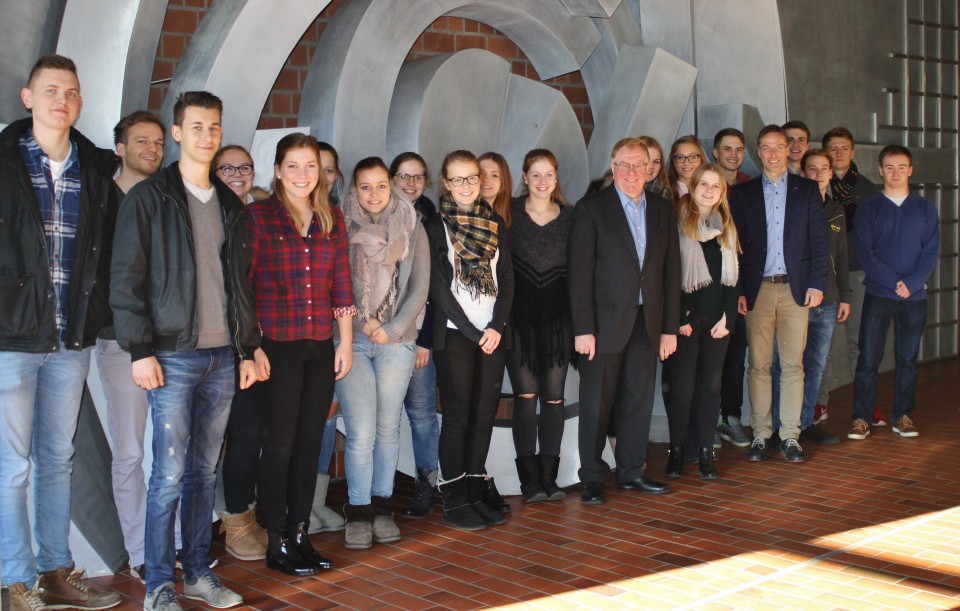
[246, 197, 355, 341]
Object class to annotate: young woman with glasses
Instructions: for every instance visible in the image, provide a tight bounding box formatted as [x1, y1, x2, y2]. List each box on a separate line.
[667, 135, 707, 204]
[388, 153, 441, 519]
[425, 150, 514, 531]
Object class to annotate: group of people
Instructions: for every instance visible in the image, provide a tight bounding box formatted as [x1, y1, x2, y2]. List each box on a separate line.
[0, 53, 940, 611]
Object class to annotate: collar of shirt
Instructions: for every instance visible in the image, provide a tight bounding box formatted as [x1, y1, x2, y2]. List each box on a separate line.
[761, 172, 787, 192]
[614, 185, 646, 211]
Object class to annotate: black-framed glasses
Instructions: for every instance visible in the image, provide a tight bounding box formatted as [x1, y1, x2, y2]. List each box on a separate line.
[446, 174, 480, 187]
[395, 172, 426, 184]
[217, 164, 253, 177]
[673, 154, 701, 164]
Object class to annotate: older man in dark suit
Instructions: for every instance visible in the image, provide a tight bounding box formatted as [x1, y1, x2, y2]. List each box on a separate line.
[569, 137, 681, 505]
[730, 125, 829, 464]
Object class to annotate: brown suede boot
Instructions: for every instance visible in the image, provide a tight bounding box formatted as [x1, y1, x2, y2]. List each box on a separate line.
[219, 506, 267, 560]
[343, 503, 374, 550]
[5, 582, 46, 611]
[372, 496, 401, 543]
[38, 566, 121, 610]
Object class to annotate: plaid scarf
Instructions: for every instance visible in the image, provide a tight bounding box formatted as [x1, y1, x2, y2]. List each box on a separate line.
[440, 193, 499, 299]
[827, 160, 861, 232]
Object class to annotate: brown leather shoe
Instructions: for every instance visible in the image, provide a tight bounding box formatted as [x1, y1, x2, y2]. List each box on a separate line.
[37, 566, 121, 610]
[5, 582, 46, 611]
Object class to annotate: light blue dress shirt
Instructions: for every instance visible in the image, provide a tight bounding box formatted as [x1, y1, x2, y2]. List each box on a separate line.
[616, 186, 646, 304]
[762, 172, 788, 277]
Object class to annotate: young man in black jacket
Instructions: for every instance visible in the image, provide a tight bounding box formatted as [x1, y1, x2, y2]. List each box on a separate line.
[110, 91, 260, 611]
[0, 54, 121, 611]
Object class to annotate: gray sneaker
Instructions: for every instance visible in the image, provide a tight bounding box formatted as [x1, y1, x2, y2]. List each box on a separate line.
[183, 574, 242, 609]
[145, 583, 182, 611]
[718, 416, 751, 447]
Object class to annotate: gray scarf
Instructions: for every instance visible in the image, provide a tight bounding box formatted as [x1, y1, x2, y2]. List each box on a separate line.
[679, 211, 738, 292]
[341, 186, 417, 323]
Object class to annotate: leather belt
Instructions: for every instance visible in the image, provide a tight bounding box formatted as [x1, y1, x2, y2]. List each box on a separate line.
[762, 275, 788, 284]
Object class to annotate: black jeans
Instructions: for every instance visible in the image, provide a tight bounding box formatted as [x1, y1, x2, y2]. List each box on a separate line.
[435, 330, 506, 488]
[720, 312, 747, 421]
[506, 337, 568, 458]
[664, 316, 731, 447]
[257, 337, 334, 530]
[221, 368, 265, 514]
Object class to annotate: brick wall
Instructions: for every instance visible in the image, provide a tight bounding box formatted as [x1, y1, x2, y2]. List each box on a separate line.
[149, 0, 593, 142]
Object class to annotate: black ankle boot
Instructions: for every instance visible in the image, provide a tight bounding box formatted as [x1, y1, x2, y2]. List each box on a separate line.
[665, 446, 684, 477]
[515, 456, 547, 502]
[439, 477, 486, 531]
[266, 528, 319, 576]
[538, 455, 566, 501]
[481, 475, 511, 513]
[698, 446, 719, 480]
[468, 475, 506, 525]
[293, 522, 332, 570]
[402, 467, 435, 519]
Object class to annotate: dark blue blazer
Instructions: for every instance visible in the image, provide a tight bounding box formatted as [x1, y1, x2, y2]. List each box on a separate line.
[730, 173, 829, 310]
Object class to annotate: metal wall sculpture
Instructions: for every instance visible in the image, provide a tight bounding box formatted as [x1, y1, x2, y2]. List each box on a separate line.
[0, 0, 956, 577]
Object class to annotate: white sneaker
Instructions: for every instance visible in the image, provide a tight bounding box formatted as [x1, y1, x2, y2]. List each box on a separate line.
[183, 574, 242, 609]
[145, 583, 182, 611]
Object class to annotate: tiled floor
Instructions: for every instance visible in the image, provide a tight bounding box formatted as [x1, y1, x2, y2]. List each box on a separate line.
[88, 358, 959, 610]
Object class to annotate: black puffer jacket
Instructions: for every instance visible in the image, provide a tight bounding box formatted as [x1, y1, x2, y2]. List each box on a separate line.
[110, 163, 259, 362]
[0, 118, 118, 353]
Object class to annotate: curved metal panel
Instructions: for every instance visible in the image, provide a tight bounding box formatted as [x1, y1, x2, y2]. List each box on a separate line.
[0, 0, 65, 124]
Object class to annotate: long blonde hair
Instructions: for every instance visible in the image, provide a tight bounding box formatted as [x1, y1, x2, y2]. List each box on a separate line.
[272, 133, 334, 236]
[677, 163, 739, 253]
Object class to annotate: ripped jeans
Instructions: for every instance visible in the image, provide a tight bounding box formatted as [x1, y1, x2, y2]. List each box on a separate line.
[143, 347, 235, 594]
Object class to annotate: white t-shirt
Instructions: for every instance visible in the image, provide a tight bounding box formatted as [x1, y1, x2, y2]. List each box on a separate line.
[444, 229, 499, 332]
[887, 194, 908, 206]
[183, 178, 215, 203]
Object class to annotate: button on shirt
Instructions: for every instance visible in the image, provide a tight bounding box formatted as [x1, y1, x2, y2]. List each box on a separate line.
[616, 186, 646, 304]
[762, 173, 788, 277]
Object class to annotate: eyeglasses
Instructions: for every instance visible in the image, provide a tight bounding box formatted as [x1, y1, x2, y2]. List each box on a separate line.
[217, 164, 253, 177]
[673, 154, 701, 164]
[445, 174, 480, 187]
[614, 162, 647, 174]
[395, 172, 426, 184]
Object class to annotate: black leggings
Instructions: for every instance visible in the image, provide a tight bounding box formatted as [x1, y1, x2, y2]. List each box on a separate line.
[435, 330, 506, 491]
[257, 337, 334, 530]
[221, 370, 264, 514]
[505, 344, 567, 458]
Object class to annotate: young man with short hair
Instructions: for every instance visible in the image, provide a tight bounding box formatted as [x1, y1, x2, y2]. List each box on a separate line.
[847, 146, 939, 440]
[111, 91, 260, 611]
[0, 53, 121, 611]
[783, 120, 811, 175]
[711, 127, 752, 448]
[821, 126, 881, 425]
[95, 110, 165, 583]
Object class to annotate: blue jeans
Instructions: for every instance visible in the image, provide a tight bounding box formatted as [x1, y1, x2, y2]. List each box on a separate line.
[403, 350, 439, 473]
[0, 344, 90, 586]
[772, 302, 838, 431]
[336, 335, 416, 505]
[853, 295, 927, 423]
[144, 347, 235, 594]
[317, 414, 338, 474]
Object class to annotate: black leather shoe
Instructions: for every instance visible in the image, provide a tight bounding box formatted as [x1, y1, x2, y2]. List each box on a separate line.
[665, 446, 684, 478]
[799, 424, 840, 445]
[616, 475, 669, 495]
[697, 447, 719, 480]
[748, 437, 770, 461]
[780, 438, 806, 463]
[266, 529, 319, 577]
[293, 522, 332, 570]
[581, 482, 605, 505]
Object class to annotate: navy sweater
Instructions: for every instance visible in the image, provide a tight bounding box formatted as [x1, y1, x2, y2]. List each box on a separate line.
[854, 191, 939, 301]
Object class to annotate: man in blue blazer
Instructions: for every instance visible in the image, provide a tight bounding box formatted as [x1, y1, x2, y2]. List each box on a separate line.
[730, 125, 829, 463]
[569, 137, 681, 505]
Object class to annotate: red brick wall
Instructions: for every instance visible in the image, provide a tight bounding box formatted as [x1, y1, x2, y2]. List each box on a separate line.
[149, 0, 593, 142]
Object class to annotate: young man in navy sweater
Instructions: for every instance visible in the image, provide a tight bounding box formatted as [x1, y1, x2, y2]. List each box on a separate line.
[847, 145, 939, 440]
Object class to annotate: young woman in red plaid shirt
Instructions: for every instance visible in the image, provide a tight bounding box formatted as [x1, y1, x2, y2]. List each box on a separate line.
[246, 133, 355, 577]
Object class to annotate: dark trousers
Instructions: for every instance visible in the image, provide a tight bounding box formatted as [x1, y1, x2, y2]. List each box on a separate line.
[664, 316, 731, 448]
[720, 312, 747, 421]
[506, 336, 568, 458]
[577, 308, 656, 484]
[853, 295, 927, 423]
[221, 369, 265, 514]
[435, 330, 506, 488]
[257, 337, 334, 530]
